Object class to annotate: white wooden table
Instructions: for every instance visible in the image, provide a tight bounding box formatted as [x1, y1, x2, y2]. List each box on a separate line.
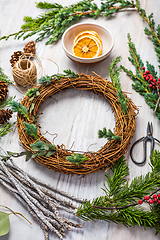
[0, 1, 160, 239]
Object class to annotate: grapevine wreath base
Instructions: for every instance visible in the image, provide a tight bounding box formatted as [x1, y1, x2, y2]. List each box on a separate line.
[17, 73, 138, 175]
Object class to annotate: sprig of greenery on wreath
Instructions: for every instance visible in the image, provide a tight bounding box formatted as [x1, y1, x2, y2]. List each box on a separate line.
[76, 150, 160, 234]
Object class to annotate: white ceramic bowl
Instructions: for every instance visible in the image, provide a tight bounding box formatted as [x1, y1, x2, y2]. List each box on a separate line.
[62, 22, 114, 64]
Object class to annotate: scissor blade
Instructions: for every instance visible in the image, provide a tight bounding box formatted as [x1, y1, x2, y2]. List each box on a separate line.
[147, 122, 153, 136]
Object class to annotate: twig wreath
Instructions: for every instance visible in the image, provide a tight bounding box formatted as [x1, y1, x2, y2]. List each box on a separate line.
[15, 58, 138, 175]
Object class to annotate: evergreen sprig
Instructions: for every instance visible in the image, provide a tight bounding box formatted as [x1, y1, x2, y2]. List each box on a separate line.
[0, 96, 16, 109]
[109, 56, 128, 115]
[0, 1, 137, 44]
[134, 0, 160, 71]
[98, 127, 121, 141]
[9, 101, 29, 120]
[66, 153, 89, 165]
[0, 67, 11, 84]
[38, 69, 79, 86]
[76, 151, 160, 233]
[0, 122, 16, 138]
[122, 34, 160, 120]
[23, 121, 37, 140]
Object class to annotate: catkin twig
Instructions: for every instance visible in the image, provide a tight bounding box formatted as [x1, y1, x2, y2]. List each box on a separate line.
[0, 158, 83, 239]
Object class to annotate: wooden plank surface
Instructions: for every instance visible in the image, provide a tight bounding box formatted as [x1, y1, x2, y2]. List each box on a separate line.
[0, 0, 160, 239]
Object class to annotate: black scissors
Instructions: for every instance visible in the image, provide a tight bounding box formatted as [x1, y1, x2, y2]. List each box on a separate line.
[130, 122, 160, 166]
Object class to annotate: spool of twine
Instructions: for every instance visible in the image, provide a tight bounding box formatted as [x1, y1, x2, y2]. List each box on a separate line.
[12, 58, 37, 86]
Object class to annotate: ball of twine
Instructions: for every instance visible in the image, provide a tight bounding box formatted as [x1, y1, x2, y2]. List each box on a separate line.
[12, 55, 37, 87]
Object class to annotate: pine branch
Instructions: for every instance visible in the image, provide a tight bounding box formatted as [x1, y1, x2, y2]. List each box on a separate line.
[0, 1, 136, 44]
[76, 151, 160, 231]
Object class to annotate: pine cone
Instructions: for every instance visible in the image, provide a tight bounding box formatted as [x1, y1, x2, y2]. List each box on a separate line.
[0, 81, 8, 102]
[10, 51, 23, 67]
[0, 109, 13, 124]
[23, 41, 36, 54]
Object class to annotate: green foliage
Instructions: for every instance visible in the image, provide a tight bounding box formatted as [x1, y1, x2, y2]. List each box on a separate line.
[26, 88, 40, 101]
[76, 151, 160, 233]
[98, 127, 121, 141]
[0, 1, 137, 44]
[135, 0, 160, 70]
[0, 150, 32, 162]
[0, 68, 11, 84]
[109, 56, 128, 115]
[0, 96, 16, 109]
[0, 211, 10, 236]
[30, 140, 56, 158]
[0, 122, 16, 138]
[23, 121, 37, 140]
[38, 69, 79, 86]
[66, 154, 89, 165]
[122, 34, 160, 120]
[9, 101, 29, 120]
[0, 205, 31, 236]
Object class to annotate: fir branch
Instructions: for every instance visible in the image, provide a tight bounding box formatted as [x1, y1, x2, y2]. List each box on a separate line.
[76, 150, 160, 232]
[109, 56, 128, 115]
[66, 154, 89, 165]
[9, 101, 29, 120]
[0, 1, 136, 44]
[98, 127, 121, 141]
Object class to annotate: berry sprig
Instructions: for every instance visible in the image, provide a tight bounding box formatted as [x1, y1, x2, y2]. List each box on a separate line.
[138, 193, 160, 205]
[142, 67, 160, 90]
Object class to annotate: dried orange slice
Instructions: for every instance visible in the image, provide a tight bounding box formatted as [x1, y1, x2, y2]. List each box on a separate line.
[73, 30, 102, 45]
[72, 35, 101, 58]
[72, 31, 103, 58]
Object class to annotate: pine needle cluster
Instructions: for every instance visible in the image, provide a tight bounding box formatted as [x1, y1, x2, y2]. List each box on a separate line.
[77, 152, 160, 234]
[0, 0, 137, 44]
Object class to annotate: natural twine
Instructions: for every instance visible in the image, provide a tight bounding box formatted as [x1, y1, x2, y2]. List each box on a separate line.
[12, 53, 39, 87]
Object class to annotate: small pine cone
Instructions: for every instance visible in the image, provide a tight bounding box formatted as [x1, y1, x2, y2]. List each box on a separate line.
[10, 51, 23, 67]
[0, 81, 8, 102]
[23, 41, 36, 54]
[0, 109, 13, 124]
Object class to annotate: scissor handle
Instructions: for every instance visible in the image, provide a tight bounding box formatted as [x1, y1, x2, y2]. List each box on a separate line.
[130, 137, 146, 165]
[130, 135, 155, 165]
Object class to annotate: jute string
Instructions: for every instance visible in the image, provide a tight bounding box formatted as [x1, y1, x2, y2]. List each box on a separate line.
[0, 53, 59, 94]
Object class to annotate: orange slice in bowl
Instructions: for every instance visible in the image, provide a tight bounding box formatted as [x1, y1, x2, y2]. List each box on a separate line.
[72, 34, 102, 58]
[72, 30, 103, 58]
